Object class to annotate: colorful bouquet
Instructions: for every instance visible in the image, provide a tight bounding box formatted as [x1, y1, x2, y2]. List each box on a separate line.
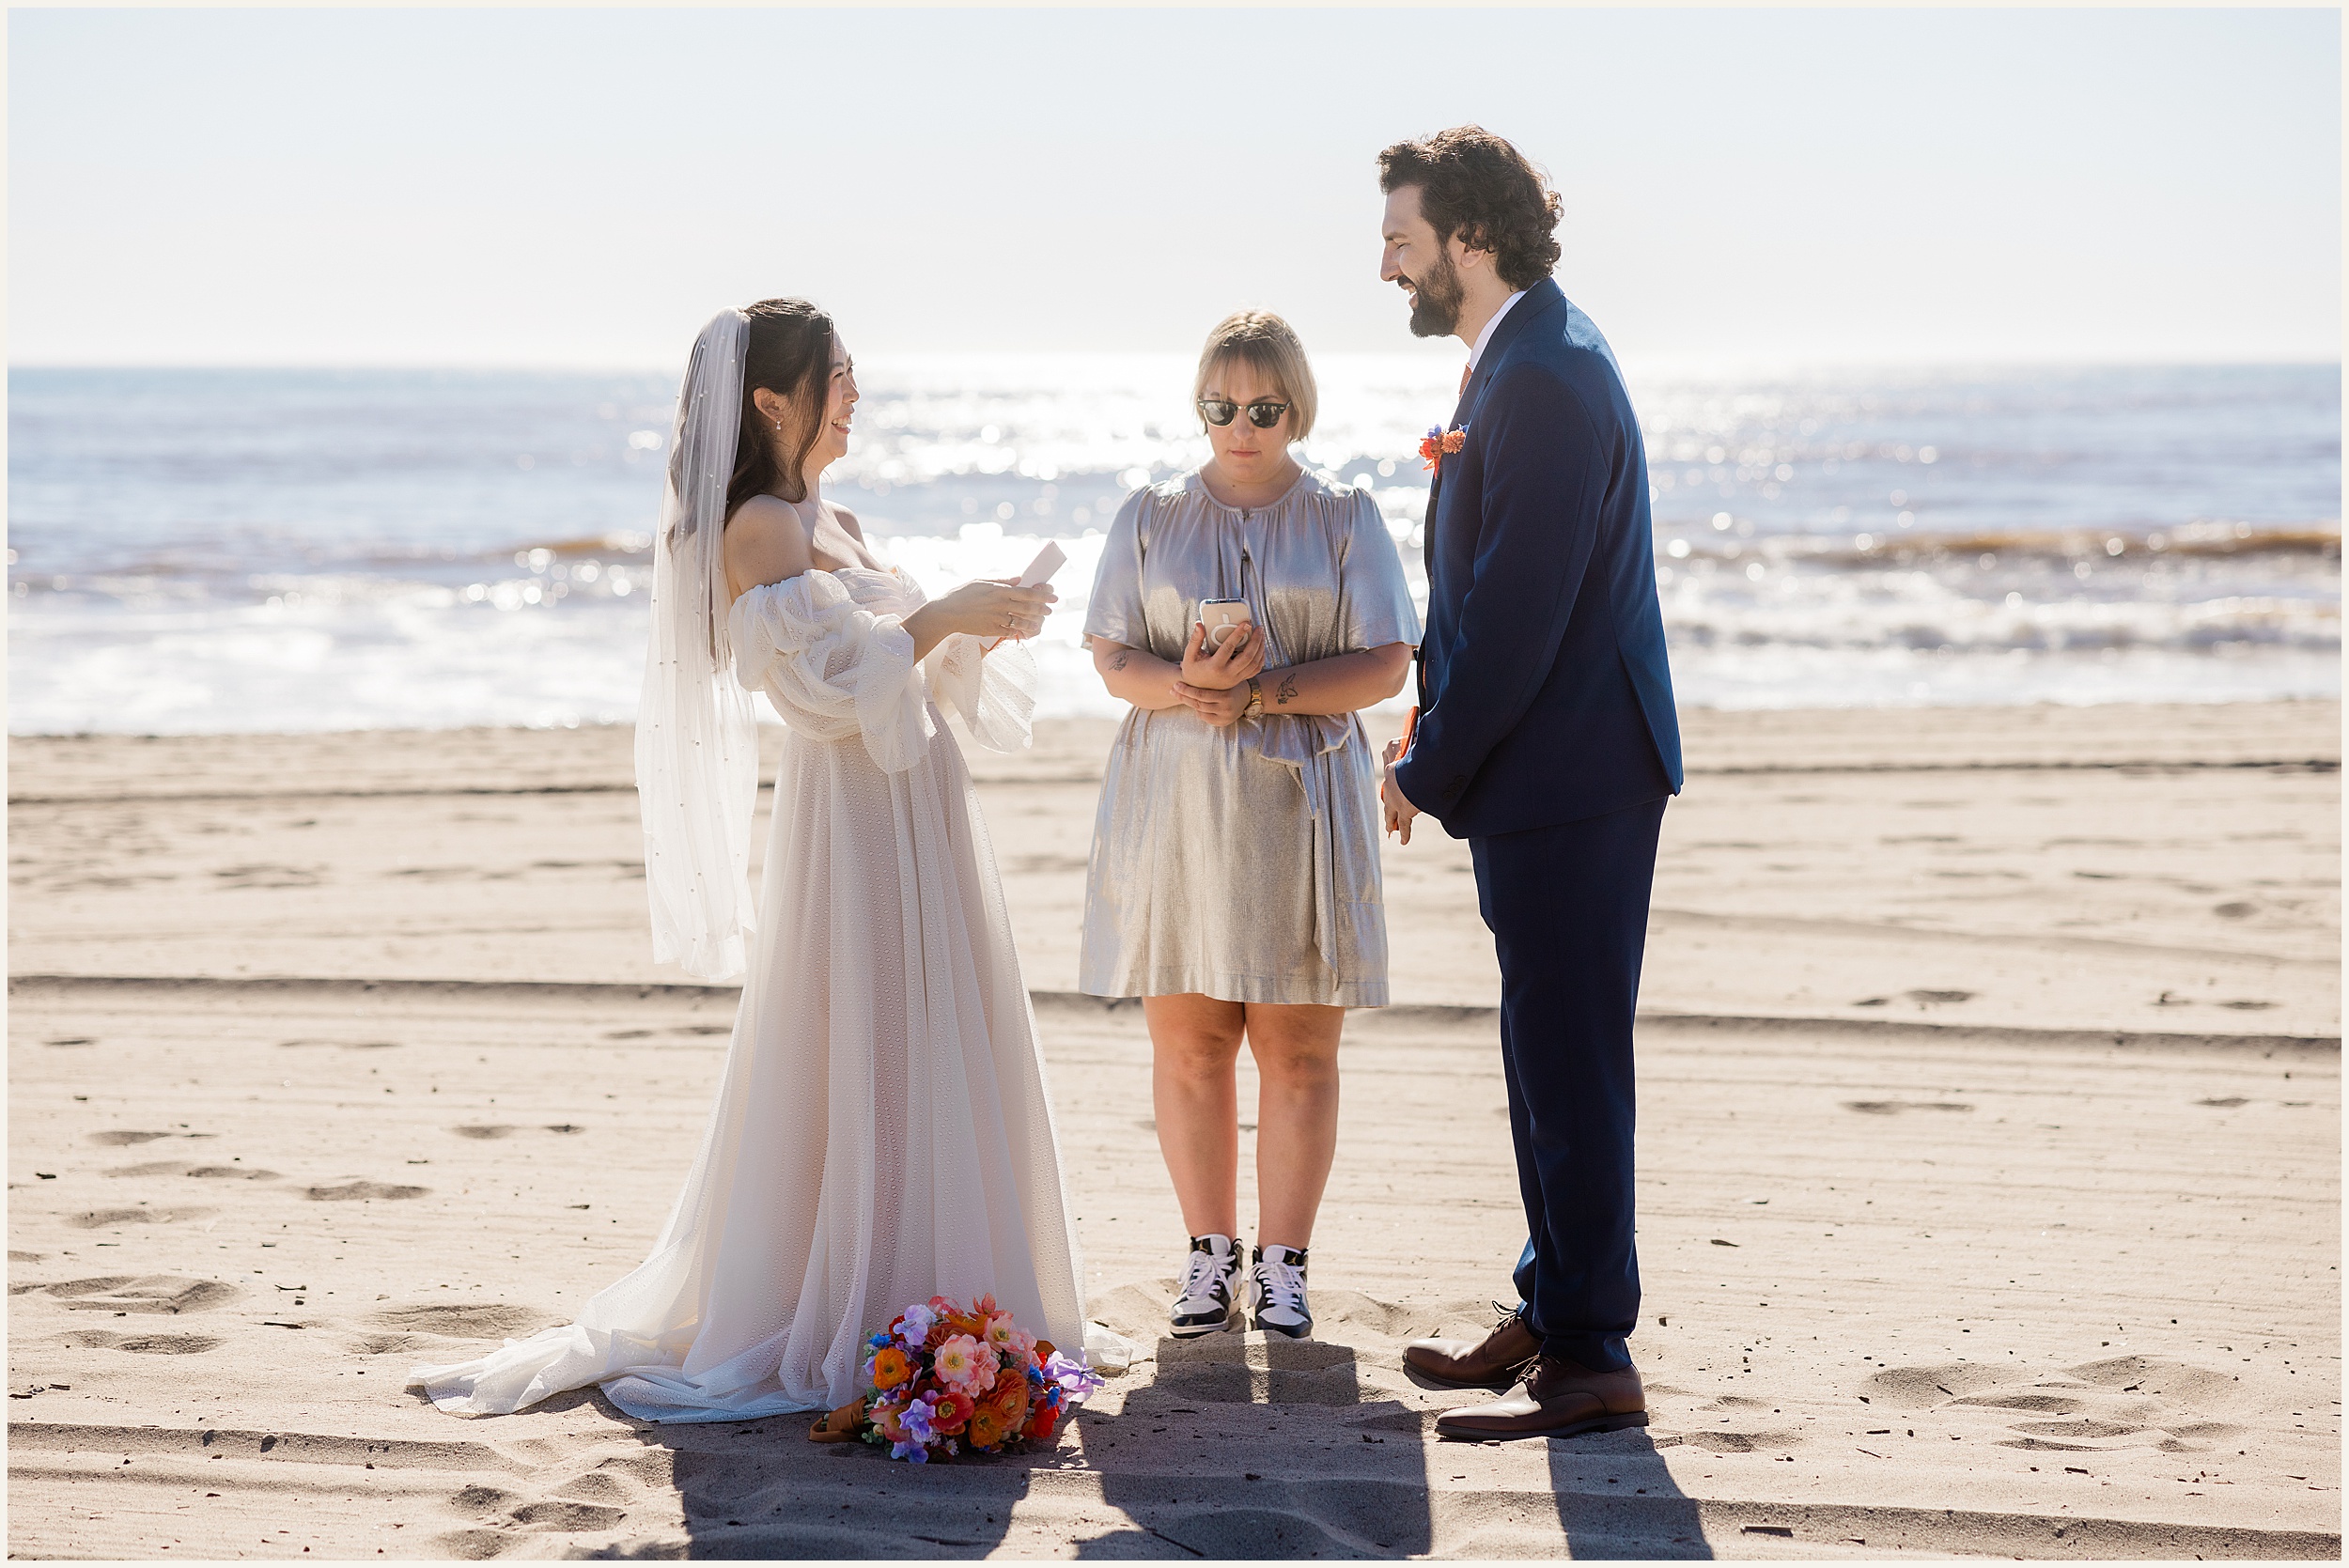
[817, 1294, 1104, 1463]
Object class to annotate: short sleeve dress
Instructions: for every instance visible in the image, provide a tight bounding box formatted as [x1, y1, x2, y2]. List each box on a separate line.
[1079, 469, 1422, 1007]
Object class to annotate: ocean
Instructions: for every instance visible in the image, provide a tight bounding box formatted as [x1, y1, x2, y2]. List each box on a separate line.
[8, 360, 2338, 735]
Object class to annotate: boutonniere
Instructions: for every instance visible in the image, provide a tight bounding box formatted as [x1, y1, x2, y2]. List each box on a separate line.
[1419, 425, 1466, 473]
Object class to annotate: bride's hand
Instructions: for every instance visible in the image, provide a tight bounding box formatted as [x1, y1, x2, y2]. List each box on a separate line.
[936, 578, 1056, 641]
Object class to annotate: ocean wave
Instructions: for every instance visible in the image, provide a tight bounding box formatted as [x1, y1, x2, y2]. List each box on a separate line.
[10, 362, 2335, 731]
[1657, 520, 2341, 567]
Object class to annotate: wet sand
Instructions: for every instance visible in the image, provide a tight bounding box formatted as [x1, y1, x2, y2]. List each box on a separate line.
[7, 701, 2340, 1558]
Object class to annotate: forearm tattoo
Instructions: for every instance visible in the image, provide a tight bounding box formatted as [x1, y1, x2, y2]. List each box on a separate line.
[1274, 673, 1299, 706]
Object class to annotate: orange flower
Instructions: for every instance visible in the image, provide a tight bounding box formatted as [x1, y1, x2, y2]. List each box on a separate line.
[870, 1346, 911, 1391]
[988, 1371, 1031, 1431]
[871, 1396, 909, 1442]
[968, 1403, 1008, 1450]
[1021, 1402, 1062, 1443]
[1419, 426, 1467, 472]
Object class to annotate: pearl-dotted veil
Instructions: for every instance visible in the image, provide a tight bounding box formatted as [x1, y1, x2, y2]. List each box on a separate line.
[634, 308, 762, 979]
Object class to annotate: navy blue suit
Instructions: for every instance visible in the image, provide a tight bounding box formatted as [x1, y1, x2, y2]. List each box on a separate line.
[1392, 278, 1681, 1373]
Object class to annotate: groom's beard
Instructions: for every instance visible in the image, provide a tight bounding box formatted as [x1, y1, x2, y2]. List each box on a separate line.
[1402, 252, 1465, 339]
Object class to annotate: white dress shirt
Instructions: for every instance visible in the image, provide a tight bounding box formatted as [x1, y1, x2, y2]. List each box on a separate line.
[1467, 289, 1529, 374]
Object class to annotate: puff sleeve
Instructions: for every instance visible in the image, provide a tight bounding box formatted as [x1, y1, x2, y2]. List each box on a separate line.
[727, 571, 932, 773]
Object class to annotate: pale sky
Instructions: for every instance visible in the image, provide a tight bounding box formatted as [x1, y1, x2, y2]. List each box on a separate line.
[10, 7, 2341, 368]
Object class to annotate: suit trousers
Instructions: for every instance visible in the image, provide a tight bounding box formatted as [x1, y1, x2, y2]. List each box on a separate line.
[1470, 794, 1668, 1373]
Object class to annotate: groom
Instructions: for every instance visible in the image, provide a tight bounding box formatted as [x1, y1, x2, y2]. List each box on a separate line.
[1375, 127, 1683, 1439]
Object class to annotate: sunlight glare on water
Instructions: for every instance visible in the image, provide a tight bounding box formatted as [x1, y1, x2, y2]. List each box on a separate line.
[7, 359, 2338, 734]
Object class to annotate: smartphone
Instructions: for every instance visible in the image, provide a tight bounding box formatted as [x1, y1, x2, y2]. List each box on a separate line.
[1198, 597, 1253, 651]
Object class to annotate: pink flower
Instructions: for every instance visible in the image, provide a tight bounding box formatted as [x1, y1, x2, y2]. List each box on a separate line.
[984, 1312, 1035, 1362]
[932, 1333, 992, 1393]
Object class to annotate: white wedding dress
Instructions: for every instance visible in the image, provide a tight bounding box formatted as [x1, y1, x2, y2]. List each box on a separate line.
[410, 565, 1093, 1421]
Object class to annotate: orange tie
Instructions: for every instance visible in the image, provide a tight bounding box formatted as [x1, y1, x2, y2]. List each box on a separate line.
[1459, 362, 1471, 395]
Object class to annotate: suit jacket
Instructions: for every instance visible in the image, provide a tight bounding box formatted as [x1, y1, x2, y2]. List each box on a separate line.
[1393, 277, 1683, 840]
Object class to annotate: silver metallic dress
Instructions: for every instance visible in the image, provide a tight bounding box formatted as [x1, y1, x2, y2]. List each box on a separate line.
[1080, 469, 1422, 1006]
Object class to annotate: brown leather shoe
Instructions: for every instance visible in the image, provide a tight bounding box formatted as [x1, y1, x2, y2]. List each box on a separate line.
[1403, 1304, 1542, 1389]
[1433, 1353, 1648, 1440]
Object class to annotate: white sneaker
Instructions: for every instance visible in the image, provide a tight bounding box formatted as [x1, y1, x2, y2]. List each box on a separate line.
[1169, 1234, 1244, 1337]
[1251, 1243, 1312, 1339]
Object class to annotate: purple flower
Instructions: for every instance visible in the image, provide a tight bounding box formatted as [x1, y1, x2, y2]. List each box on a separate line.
[890, 1438, 930, 1464]
[897, 1303, 938, 1347]
[1044, 1351, 1104, 1400]
[900, 1393, 940, 1447]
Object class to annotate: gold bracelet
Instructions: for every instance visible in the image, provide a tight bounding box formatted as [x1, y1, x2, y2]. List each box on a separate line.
[1244, 676, 1264, 717]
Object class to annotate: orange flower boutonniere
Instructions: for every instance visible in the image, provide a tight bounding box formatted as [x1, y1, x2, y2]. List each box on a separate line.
[1419, 425, 1467, 472]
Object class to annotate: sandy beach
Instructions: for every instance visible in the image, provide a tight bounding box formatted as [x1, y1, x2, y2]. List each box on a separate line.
[8, 701, 2340, 1559]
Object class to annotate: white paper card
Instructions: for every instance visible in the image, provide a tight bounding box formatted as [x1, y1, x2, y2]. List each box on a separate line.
[1019, 540, 1067, 587]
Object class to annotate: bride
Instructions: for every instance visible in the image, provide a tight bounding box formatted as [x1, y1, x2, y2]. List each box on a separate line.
[411, 299, 1097, 1421]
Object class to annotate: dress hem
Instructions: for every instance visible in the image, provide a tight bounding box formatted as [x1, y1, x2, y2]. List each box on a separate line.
[1076, 976, 1390, 1009]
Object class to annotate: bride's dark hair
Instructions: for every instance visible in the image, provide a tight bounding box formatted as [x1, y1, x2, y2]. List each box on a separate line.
[728, 297, 835, 515]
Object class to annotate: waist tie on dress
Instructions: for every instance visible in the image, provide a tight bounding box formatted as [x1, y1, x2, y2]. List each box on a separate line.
[1245, 707, 1356, 977]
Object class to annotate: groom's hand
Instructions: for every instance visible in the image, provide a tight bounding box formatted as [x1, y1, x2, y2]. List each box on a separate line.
[1381, 738, 1422, 845]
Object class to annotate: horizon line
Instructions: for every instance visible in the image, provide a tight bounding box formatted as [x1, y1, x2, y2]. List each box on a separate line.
[11, 354, 2343, 376]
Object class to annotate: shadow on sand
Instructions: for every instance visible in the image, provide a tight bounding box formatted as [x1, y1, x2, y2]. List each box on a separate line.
[408, 1331, 1707, 1558]
[1543, 1425, 1714, 1559]
[1076, 1331, 1434, 1558]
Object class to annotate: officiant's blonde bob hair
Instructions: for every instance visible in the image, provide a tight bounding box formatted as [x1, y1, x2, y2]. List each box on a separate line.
[1193, 311, 1317, 443]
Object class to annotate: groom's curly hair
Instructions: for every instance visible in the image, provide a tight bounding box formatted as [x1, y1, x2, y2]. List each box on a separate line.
[1377, 127, 1563, 291]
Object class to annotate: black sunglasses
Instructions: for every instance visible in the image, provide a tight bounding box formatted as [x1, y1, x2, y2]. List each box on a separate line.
[1198, 397, 1291, 429]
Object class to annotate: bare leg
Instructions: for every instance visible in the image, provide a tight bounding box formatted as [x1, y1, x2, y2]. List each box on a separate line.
[1144, 993, 1248, 1239]
[1245, 1002, 1345, 1250]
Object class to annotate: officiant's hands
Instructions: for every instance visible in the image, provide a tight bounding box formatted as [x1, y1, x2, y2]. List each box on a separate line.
[1380, 737, 1422, 844]
[1178, 620, 1265, 689]
[1171, 621, 1267, 727]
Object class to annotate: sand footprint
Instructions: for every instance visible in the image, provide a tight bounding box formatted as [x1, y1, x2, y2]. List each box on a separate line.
[437, 1474, 633, 1559]
[429, 1529, 510, 1560]
[1953, 1391, 2082, 1414]
[64, 1206, 218, 1229]
[1685, 1393, 1809, 1453]
[54, 1328, 223, 1355]
[305, 1180, 428, 1202]
[375, 1301, 567, 1341]
[449, 1125, 586, 1141]
[550, 1471, 635, 1504]
[510, 1500, 629, 1530]
[1864, 1354, 2243, 1454]
[104, 1161, 280, 1180]
[11, 1274, 241, 1313]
